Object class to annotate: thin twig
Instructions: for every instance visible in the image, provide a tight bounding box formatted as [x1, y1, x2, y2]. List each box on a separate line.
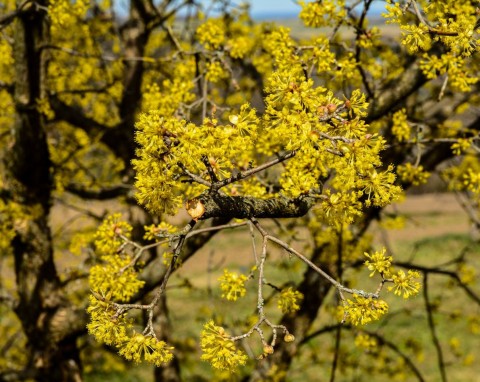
[423, 274, 448, 382]
[213, 151, 297, 190]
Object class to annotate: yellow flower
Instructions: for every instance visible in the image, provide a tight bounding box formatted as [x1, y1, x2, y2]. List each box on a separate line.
[218, 270, 248, 301]
[389, 270, 421, 298]
[277, 287, 304, 314]
[397, 163, 430, 186]
[119, 334, 174, 366]
[94, 214, 132, 257]
[196, 19, 225, 49]
[200, 321, 248, 372]
[364, 248, 392, 277]
[391, 109, 410, 142]
[354, 333, 377, 351]
[343, 295, 389, 326]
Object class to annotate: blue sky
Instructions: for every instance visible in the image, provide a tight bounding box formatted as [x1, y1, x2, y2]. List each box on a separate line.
[252, 0, 387, 17]
[247, 0, 302, 17]
[198, 1, 387, 18]
[117, 1, 387, 19]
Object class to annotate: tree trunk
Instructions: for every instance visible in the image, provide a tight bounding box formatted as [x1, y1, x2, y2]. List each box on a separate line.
[4, 5, 84, 381]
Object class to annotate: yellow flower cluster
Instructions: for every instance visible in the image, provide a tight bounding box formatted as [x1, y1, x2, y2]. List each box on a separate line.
[93, 213, 132, 257]
[228, 35, 254, 59]
[354, 333, 378, 351]
[320, 190, 363, 226]
[277, 287, 304, 314]
[205, 61, 229, 84]
[36, 98, 55, 120]
[200, 321, 248, 372]
[364, 248, 392, 277]
[0, 38, 14, 75]
[218, 270, 248, 301]
[401, 24, 432, 54]
[364, 247, 422, 299]
[458, 264, 476, 285]
[463, 168, 480, 197]
[312, 37, 336, 73]
[391, 109, 410, 142]
[343, 295, 389, 326]
[451, 138, 472, 155]
[358, 166, 402, 207]
[388, 270, 422, 299]
[87, 295, 131, 345]
[196, 19, 226, 49]
[87, 214, 174, 366]
[133, 104, 259, 215]
[87, 296, 173, 366]
[384, 0, 479, 93]
[299, 0, 346, 28]
[48, 0, 90, 34]
[420, 54, 477, 92]
[89, 255, 145, 302]
[397, 163, 430, 186]
[118, 333, 174, 366]
[141, 61, 196, 115]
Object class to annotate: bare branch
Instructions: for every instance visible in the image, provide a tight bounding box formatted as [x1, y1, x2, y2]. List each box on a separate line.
[0, 0, 30, 31]
[423, 274, 448, 382]
[213, 151, 297, 190]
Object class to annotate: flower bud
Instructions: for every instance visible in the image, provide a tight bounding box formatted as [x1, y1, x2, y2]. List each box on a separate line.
[284, 334, 295, 343]
[263, 345, 274, 354]
[327, 103, 337, 113]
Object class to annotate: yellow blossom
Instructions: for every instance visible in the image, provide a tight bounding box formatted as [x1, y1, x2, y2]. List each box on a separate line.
[364, 248, 392, 277]
[200, 321, 248, 372]
[389, 270, 421, 298]
[277, 287, 304, 314]
[343, 295, 389, 326]
[218, 270, 248, 301]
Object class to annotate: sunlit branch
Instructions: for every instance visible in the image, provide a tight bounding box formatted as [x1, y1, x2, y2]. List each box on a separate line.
[104, 220, 197, 338]
[229, 234, 290, 350]
[407, 0, 459, 36]
[212, 150, 297, 191]
[178, 162, 212, 187]
[250, 219, 380, 302]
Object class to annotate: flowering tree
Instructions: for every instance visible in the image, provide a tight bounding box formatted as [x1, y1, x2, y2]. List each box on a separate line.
[0, 0, 479, 381]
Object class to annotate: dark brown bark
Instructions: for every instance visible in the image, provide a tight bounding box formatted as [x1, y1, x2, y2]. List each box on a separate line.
[4, 5, 84, 381]
[105, 1, 154, 164]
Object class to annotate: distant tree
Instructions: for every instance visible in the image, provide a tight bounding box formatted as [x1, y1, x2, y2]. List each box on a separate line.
[0, 1, 479, 381]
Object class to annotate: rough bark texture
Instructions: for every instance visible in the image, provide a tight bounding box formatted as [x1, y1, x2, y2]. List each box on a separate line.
[5, 5, 84, 382]
[192, 192, 316, 220]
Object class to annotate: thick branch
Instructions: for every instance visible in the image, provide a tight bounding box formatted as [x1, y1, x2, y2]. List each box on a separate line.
[367, 57, 427, 123]
[49, 95, 108, 133]
[190, 193, 315, 220]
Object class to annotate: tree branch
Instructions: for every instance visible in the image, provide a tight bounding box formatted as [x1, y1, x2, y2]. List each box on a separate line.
[189, 192, 316, 220]
[65, 183, 132, 200]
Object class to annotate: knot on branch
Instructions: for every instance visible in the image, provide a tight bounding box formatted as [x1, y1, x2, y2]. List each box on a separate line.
[185, 192, 315, 221]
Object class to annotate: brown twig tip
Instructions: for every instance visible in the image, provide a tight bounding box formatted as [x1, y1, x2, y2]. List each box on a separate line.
[185, 199, 206, 221]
